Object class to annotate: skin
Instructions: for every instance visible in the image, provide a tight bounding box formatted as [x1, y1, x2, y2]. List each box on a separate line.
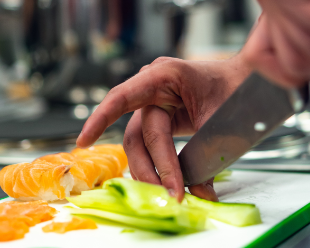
[244, 0, 310, 88]
[77, 0, 310, 202]
[77, 54, 251, 202]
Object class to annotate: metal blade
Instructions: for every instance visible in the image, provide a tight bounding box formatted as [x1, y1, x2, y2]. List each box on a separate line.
[178, 73, 302, 186]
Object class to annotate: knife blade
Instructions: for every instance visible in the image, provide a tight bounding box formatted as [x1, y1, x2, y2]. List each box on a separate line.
[178, 72, 308, 186]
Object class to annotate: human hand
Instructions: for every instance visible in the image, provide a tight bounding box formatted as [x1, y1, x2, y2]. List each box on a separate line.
[244, 0, 310, 88]
[77, 55, 251, 202]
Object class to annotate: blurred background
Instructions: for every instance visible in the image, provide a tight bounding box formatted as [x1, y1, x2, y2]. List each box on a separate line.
[0, 0, 310, 174]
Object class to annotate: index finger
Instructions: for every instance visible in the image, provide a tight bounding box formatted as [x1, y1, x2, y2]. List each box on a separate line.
[76, 67, 179, 148]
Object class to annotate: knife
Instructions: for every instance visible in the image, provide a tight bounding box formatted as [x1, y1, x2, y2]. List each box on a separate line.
[178, 72, 309, 186]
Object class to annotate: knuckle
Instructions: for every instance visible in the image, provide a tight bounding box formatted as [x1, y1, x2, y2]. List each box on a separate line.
[159, 168, 174, 183]
[123, 129, 138, 152]
[106, 85, 119, 96]
[105, 86, 121, 101]
[148, 58, 186, 90]
[137, 170, 153, 183]
[152, 57, 184, 70]
[123, 133, 131, 151]
[143, 129, 161, 150]
[149, 67, 178, 87]
[107, 85, 129, 113]
[152, 56, 173, 65]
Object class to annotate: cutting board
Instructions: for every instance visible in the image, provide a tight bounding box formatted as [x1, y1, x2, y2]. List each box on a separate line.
[1, 170, 310, 248]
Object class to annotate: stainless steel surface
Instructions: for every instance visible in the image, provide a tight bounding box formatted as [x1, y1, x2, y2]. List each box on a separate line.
[240, 127, 310, 160]
[231, 162, 310, 171]
[178, 73, 307, 186]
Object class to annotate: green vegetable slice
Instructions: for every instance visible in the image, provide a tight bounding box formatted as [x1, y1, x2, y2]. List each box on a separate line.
[184, 193, 262, 227]
[68, 188, 132, 215]
[214, 170, 233, 182]
[67, 178, 262, 233]
[103, 178, 181, 218]
[65, 207, 202, 233]
[67, 179, 207, 232]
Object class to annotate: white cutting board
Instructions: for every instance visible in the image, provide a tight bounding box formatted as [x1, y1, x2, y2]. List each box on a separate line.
[1, 170, 310, 248]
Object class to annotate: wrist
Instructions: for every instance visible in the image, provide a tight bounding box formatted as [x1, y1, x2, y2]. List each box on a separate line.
[224, 52, 252, 87]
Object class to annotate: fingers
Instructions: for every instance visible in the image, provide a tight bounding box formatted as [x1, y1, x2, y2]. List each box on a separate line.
[123, 110, 161, 185]
[243, 14, 308, 88]
[77, 60, 182, 148]
[76, 73, 157, 148]
[188, 178, 218, 202]
[141, 105, 184, 202]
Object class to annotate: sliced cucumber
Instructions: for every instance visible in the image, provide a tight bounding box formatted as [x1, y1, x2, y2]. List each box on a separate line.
[214, 170, 233, 182]
[184, 193, 262, 227]
[66, 207, 187, 233]
[67, 178, 262, 233]
[67, 179, 207, 233]
[103, 178, 180, 218]
[67, 188, 131, 215]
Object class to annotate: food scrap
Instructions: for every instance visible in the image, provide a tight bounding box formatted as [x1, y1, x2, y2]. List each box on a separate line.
[0, 200, 57, 241]
[42, 217, 97, 234]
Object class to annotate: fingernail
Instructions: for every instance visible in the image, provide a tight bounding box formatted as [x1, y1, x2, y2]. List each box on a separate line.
[168, 189, 176, 197]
